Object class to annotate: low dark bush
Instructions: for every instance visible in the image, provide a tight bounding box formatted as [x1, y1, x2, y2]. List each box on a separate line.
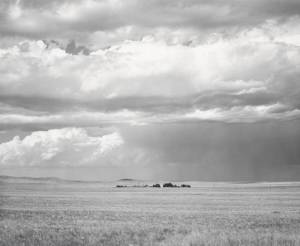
[181, 184, 191, 188]
[163, 182, 178, 187]
[152, 184, 161, 188]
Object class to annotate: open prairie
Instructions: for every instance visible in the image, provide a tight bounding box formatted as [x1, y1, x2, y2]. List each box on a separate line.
[1, 177, 300, 246]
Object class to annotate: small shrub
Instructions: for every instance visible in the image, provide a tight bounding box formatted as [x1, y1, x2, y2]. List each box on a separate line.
[163, 183, 176, 187]
[181, 184, 191, 188]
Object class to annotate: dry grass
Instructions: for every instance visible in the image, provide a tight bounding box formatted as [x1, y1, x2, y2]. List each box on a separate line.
[0, 180, 300, 245]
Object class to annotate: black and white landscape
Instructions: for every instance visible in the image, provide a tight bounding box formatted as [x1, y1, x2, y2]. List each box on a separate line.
[0, 0, 300, 245]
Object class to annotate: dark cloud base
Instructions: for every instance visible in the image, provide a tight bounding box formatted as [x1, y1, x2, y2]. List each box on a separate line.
[2, 0, 300, 39]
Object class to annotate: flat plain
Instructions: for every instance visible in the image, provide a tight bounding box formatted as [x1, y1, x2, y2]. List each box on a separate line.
[0, 177, 300, 246]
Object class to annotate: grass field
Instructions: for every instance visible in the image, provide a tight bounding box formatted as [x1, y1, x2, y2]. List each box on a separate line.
[1, 177, 300, 246]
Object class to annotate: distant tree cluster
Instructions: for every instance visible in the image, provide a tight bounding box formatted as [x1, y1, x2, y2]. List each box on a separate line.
[115, 183, 191, 188]
[116, 185, 127, 188]
[163, 183, 191, 188]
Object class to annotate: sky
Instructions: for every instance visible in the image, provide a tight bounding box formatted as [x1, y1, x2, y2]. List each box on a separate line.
[0, 0, 300, 181]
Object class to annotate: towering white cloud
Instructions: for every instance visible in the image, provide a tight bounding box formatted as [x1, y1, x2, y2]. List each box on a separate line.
[0, 128, 125, 167]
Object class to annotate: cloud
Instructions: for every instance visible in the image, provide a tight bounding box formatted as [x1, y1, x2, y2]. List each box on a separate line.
[1, 0, 300, 42]
[0, 30, 300, 126]
[0, 6, 300, 127]
[184, 104, 300, 123]
[0, 128, 126, 167]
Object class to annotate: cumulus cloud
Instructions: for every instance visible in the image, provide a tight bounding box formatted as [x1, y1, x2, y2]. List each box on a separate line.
[0, 2, 299, 127]
[0, 128, 126, 167]
[0, 28, 300, 126]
